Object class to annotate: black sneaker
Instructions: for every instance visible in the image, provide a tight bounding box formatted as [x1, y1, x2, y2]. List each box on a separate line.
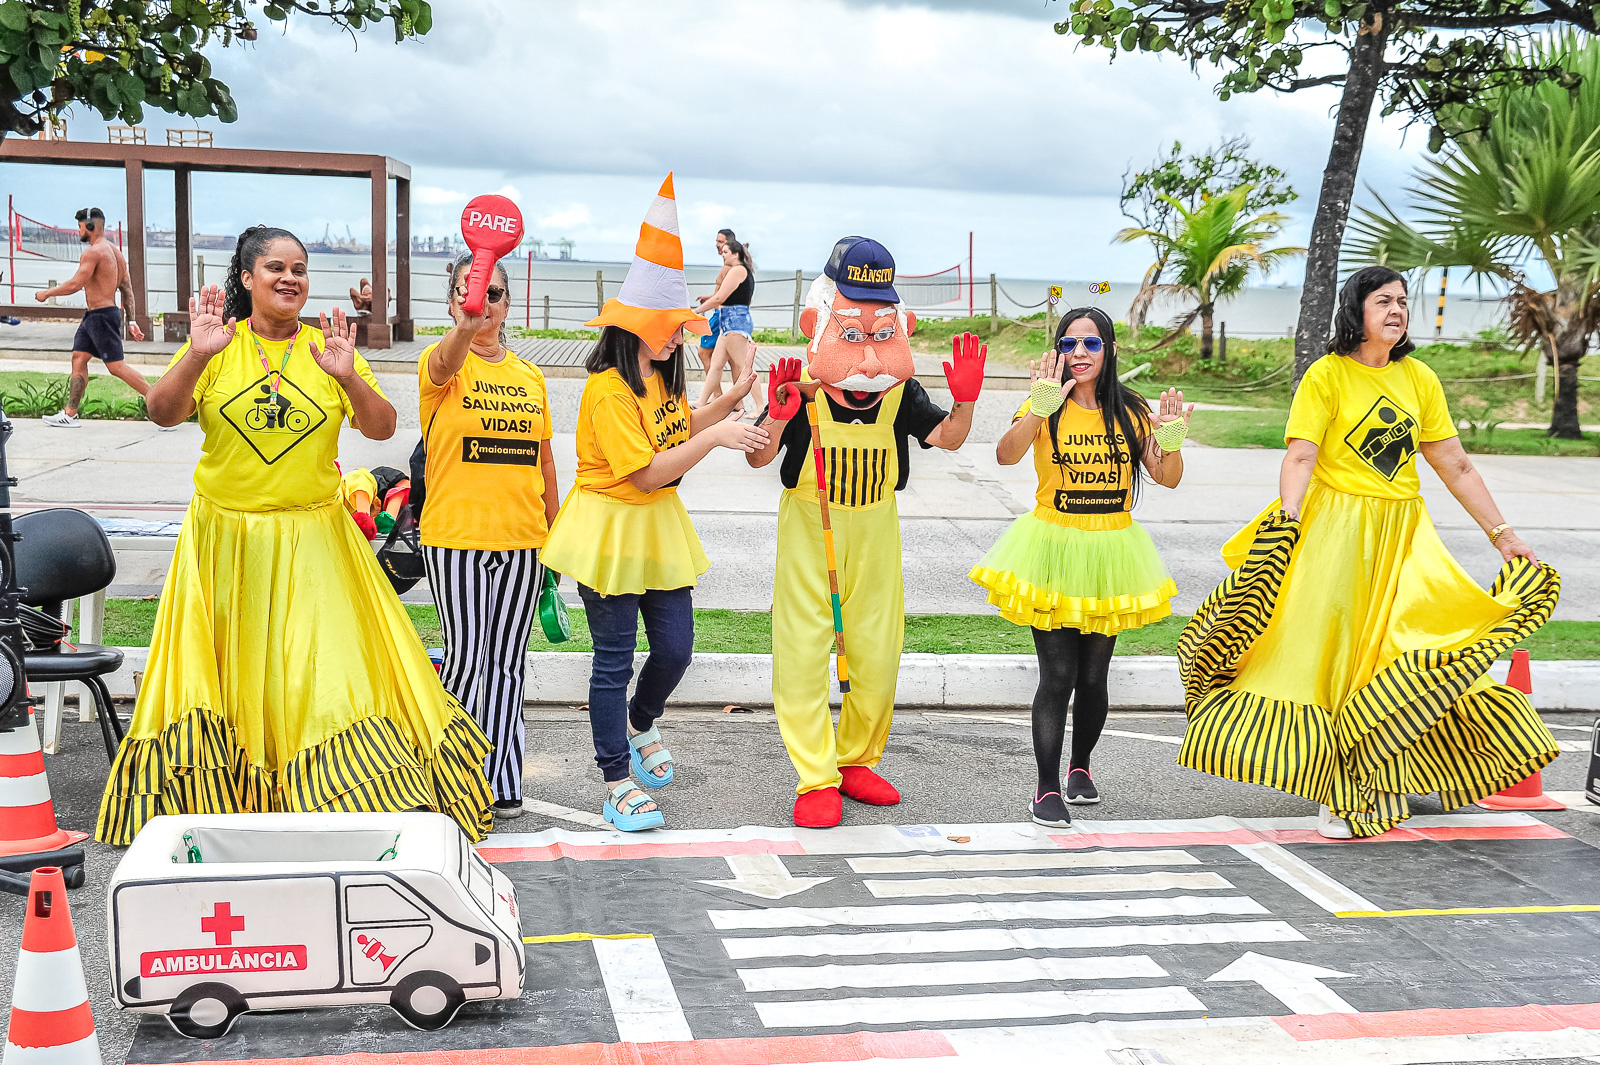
[492, 798, 525, 820]
[1030, 790, 1072, 828]
[1065, 768, 1100, 805]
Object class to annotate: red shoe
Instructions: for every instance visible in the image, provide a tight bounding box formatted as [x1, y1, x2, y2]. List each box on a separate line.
[840, 765, 901, 806]
[793, 787, 842, 828]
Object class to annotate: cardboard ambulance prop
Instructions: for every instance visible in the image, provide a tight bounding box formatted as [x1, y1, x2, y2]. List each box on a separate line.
[107, 812, 523, 1037]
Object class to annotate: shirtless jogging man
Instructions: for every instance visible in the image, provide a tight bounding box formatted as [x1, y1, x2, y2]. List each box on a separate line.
[35, 207, 149, 428]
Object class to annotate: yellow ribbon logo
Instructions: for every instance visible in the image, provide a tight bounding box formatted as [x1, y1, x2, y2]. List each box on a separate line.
[469, 440, 480, 461]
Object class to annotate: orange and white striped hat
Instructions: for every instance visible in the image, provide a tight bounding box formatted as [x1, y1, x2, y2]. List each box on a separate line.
[587, 173, 707, 352]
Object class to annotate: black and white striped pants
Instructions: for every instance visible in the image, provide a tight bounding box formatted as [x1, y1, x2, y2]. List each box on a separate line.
[424, 546, 541, 801]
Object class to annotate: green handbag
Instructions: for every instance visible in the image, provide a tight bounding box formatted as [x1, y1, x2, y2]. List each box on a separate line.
[538, 565, 570, 643]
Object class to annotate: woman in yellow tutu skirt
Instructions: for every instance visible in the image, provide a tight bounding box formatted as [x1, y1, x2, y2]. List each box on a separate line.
[96, 226, 494, 845]
[971, 307, 1192, 827]
[1177, 266, 1560, 838]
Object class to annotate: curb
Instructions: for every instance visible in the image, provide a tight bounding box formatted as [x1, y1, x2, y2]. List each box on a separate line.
[82, 649, 1600, 712]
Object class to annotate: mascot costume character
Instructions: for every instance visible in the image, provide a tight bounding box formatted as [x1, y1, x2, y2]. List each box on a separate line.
[752, 236, 985, 828]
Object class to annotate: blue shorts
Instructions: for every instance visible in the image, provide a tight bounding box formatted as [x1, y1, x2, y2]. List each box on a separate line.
[699, 309, 720, 350]
[717, 303, 753, 338]
[73, 306, 124, 363]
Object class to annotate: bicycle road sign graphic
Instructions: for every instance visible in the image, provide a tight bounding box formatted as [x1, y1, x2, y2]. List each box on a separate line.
[219, 373, 328, 465]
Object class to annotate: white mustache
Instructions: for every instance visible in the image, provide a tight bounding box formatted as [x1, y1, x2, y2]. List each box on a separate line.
[834, 373, 899, 392]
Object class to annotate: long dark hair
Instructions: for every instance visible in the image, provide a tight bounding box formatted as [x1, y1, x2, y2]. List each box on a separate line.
[725, 237, 754, 275]
[223, 225, 307, 323]
[1048, 306, 1153, 508]
[1331, 265, 1415, 360]
[586, 325, 687, 399]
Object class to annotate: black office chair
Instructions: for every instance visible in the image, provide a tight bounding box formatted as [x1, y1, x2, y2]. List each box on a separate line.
[14, 508, 124, 761]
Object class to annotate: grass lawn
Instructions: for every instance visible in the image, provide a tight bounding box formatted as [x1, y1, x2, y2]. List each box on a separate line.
[88, 598, 1599, 660]
[0, 368, 155, 420]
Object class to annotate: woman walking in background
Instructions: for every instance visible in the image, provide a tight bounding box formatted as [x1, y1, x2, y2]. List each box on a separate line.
[419, 255, 560, 821]
[696, 228, 735, 389]
[971, 307, 1190, 828]
[695, 236, 756, 410]
[542, 175, 768, 831]
[98, 225, 493, 844]
[1178, 266, 1560, 839]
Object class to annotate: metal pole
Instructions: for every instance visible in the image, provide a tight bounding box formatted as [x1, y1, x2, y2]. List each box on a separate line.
[1045, 287, 1053, 339]
[7, 196, 13, 304]
[595, 270, 604, 317]
[989, 273, 998, 335]
[968, 231, 974, 319]
[1434, 268, 1447, 340]
[1219, 322, 1227, 363]
[525, 249, 532, 330]
[543, 294, 550, 331]
[791, 269, 803, 340]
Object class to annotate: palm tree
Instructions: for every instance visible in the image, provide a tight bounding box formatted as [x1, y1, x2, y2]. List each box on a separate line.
[1346, 32, 1600, 440]
[1116, 185, 1305, 360]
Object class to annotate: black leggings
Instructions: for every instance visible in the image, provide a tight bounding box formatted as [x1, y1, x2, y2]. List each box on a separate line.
[1030, 626, 1117, 795]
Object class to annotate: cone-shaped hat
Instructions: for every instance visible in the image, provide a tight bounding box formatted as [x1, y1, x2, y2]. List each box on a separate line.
[587, 173, 708, 352]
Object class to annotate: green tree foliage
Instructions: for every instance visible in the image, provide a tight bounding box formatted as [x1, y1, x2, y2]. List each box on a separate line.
[1055, 0, 1597, 383]
[1116, 184, 1305, 359]
[1346, 32, 1600, 439]
[0, 0, 433, 139]
[1120, 136, 1296, 328]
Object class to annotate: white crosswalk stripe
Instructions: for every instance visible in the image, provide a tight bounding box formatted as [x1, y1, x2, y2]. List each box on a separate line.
[708, 894, 1268, 931]
[846, 849, 1201, 874]
[864, 870, 1234, 899]
[754, 985, 1207, 1028]
[736, 953, 1168, 992]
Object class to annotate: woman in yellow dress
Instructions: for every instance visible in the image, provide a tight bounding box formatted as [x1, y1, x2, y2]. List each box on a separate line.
[97, 226, 494, 844]
[971, 307, 1190, 827]
[1178, 266, 1560, 838]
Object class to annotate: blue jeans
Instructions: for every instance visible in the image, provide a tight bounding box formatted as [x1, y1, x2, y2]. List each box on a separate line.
[578, 584, 695, 781]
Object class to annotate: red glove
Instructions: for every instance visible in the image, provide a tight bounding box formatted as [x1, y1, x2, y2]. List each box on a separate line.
[353, 511, 378, 541]
[944, 332, 986, 403]
[767, 356, 804, 421]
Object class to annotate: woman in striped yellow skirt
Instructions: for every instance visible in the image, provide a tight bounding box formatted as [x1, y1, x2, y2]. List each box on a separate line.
[1178, 266, 1560, 838]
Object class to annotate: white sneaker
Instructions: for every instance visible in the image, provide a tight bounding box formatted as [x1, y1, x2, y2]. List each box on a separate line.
[155, 422, 180, 432]
[43, 411, 80, 428]
[1317, 804, 1353, 840]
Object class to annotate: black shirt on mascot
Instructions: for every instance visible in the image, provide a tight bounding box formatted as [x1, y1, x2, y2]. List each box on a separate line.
[775, 378, 949, 492]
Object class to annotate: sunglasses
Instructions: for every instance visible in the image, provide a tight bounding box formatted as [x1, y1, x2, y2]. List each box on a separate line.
[1056, 336, 1105, 355]
[456, 285, 508, 305]
[832, 311, 897, 344]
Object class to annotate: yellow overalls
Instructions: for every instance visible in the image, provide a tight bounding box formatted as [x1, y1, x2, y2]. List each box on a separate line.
[772, 385, 906, 795]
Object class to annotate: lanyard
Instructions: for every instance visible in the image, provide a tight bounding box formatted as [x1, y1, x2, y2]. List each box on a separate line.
[247, 319, 300, 402]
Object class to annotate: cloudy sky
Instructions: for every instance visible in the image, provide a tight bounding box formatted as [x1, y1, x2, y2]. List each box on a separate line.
[1, 0, 1433, 281]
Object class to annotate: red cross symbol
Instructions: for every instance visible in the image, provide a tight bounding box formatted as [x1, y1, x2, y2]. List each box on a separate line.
[200, 902, 246, 945]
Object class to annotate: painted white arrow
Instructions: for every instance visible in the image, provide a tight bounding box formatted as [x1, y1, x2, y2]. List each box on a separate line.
[697, 854, 832, 900]
[1207, 951, 1357, 1015]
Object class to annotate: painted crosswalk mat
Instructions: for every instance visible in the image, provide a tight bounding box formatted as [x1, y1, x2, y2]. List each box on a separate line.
[125, 811, 1600, 1065]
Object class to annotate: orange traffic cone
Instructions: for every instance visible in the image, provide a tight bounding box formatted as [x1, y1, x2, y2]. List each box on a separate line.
[3, 866, 100, 1065]
[1478, 649, 1566, 811]
[0, 708, 88, 890]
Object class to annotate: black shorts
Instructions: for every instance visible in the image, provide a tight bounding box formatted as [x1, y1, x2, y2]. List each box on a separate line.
[73, 306, 124, 364]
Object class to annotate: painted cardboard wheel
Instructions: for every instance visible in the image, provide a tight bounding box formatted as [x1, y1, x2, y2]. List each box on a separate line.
[168, 981, 246, 1039]
[390, 970, 466, 1031]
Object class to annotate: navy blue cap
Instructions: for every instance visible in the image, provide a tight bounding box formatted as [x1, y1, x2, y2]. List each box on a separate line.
[828, 237, 899, 303]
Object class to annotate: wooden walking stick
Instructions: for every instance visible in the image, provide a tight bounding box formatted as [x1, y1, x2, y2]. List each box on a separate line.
[805, 399, 850, 694]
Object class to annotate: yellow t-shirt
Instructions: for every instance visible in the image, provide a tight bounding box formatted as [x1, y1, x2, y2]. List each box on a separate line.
[572, 368, 690, 503]
[168, 323, 384, 511]
[1015, 398, 1137, 527]
[1286, 354, 1457, 499]
[417, 344, 553, 550]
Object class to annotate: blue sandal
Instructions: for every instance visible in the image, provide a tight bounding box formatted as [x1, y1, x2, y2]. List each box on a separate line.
[604, 780, 665, 832]
[628, 726, 674, 789]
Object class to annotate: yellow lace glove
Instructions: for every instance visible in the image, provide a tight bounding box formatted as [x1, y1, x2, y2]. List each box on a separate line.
[1028, 379, 1065, 418]
[1154, 418, 1188, 452]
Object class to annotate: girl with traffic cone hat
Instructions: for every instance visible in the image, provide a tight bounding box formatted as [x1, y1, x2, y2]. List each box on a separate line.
[542, 173, 768, 832]
[4, 866, 99, 1065]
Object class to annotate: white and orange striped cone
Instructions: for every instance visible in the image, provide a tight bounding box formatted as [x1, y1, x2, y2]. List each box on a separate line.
[1478, 649, 1566, 811]
[2, 866, 99, 1065]
[585, 173, 708, 353]
[0, 709, 87, 892]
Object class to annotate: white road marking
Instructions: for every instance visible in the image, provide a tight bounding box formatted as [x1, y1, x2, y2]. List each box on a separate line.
[722, 920, 1306, 960]
[847, 849, 1200, 874]
[929, 713, 1185, 746]
[1208, 951, 1357, 1015]
[590, 935, 692, 1043]
[520, 798, 610, 829]
[708, 894, 1268, 931]
[866, 871, 1233, 899]
[737, 953, 1168, 993]
[1547, 791, 1598, 811]
[1230, 841, 1378, 914]
[1559, 739, 1590, 752]
[754, 985, 1206, 1029]
[696, 854, 832, 900]
[1546, 722, 1593, 732]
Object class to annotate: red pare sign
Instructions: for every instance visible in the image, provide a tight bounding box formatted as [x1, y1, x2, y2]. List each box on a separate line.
[459, 194, 524, 316]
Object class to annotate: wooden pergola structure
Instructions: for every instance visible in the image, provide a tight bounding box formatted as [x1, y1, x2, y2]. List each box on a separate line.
[0, 140, 412, 348]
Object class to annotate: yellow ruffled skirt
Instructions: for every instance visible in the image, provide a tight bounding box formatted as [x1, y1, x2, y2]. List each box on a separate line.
[1177, 482, 1561, 836]
[96, 493, 494, 845]
[969, 507, 1176, 634]
[541, 487, 709, 596]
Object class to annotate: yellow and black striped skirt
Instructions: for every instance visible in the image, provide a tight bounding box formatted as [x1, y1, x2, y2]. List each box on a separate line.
[1176, 483, 1560, 837]
[96, 493, 494, 845]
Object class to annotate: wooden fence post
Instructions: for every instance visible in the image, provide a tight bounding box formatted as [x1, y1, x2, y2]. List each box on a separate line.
[543, 295, 551, 331]
[596, 270, 605, 317]
[989, 274, 998, 335]
[1219, 322, 1227, 363]
[791, 270, 803, 340]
